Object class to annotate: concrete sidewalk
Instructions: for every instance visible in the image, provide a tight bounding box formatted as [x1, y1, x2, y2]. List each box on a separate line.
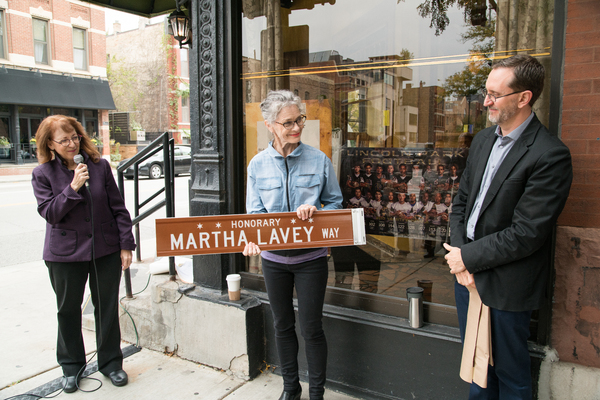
[0, 260, 359, 400]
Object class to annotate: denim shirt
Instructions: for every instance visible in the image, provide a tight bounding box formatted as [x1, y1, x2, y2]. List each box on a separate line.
[246, 141, 343, 214]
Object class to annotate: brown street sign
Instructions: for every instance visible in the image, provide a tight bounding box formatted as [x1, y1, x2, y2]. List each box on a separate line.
[155, 209, 366, 257]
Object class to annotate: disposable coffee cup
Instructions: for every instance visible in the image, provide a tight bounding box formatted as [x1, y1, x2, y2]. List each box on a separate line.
[226, 274, 241, 301]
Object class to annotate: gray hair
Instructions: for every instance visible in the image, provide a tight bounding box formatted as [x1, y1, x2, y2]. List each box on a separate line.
[260, 90, 302, 123]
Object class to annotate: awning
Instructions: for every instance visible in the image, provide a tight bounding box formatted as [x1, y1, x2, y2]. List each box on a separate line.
[0, 68, 116, 110]
[80, 0, 175, 17]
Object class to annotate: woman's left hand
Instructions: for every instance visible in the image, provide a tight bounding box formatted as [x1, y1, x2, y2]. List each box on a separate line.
[120, 249, 133, 270]
[296, 204, 317, 221]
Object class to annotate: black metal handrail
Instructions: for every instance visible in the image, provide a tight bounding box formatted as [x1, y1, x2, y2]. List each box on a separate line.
[117, 132, 176, 298]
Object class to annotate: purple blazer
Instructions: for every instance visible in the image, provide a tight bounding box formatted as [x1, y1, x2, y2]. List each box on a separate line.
[32, 152, 136, 262]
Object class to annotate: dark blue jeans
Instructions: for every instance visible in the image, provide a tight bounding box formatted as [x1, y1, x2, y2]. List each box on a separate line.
[262, 256, 329, 400]
[455, 281, 533, 400]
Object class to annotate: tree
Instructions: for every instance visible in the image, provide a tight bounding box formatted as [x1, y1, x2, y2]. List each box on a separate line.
[398, 0, 497, 36]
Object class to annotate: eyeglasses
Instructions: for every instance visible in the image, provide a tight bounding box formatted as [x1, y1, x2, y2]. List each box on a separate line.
[52, 135, 81, 147]
[481, 88, 526, 103]
[274, 115, 307, 130]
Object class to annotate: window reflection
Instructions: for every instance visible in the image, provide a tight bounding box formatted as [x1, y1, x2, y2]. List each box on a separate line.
[241, 0, 553, 310]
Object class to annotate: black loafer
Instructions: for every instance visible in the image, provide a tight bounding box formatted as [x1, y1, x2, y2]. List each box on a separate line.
[108, 369, 128, 387]
[62, 376, 79, 393]
[278, 385, 302, 400]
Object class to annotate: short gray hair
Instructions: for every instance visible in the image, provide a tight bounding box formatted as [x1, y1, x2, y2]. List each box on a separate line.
[260, 90, 302, 123]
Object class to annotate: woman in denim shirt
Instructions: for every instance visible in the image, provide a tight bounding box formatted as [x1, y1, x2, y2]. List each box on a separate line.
[243, 90, 343, 400]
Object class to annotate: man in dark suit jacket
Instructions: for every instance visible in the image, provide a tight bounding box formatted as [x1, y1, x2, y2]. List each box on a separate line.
[444, 55, 572, 399]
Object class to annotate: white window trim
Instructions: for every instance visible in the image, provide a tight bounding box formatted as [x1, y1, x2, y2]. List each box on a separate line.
[72, 26, 88, 71]
[30, 6, 52, 20]
[32, 17, 51, 66]
[0, 8, 7, 60]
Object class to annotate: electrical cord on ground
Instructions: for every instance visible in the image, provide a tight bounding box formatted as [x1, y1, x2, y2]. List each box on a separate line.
[4, 186, 102, 399]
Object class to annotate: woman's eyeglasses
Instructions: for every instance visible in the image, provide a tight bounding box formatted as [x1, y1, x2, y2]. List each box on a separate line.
[274, 115, 307, 130]
[52, 135, 81, 147]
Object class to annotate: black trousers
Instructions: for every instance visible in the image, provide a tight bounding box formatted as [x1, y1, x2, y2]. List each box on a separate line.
[262, 256, 328, 400]
[46, 251, 123, 377]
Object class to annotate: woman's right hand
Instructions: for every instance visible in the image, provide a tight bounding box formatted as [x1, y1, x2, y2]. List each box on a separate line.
[243, 242, 261, 256]
[70, 163, 89, 192]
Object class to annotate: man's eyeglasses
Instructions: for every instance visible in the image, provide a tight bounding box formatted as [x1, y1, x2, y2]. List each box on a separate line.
[274, 115, 307, 130]
[52, 135, 81, 147]
[481, 88, 526, 103]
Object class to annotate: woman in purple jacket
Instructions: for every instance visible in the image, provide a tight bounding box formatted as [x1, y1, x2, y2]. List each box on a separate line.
[32, 115, 136, 393]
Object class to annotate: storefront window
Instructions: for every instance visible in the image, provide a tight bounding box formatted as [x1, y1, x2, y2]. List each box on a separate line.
[241, 0, 554, 311]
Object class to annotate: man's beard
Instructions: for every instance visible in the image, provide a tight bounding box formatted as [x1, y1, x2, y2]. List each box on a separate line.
[488, 101, 518, 125]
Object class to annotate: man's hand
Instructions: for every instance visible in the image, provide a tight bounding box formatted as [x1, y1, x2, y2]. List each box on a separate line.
[455, 270, 476, 288]
[443, 243, 466, 274]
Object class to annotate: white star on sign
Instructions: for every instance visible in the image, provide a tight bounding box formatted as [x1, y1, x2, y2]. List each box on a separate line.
[308, 218, 314, 223]
[197, 223, 203, 229]
[291, 218, 296, 224]
[216, 222, 222, 228]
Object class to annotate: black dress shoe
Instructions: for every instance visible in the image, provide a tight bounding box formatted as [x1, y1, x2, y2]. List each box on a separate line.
[108, 369, 128, 387]
[278, 385, 302, 400]
[61, 376, 79, 393]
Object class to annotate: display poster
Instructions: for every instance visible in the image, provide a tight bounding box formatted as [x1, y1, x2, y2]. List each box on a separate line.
[339, 147, 469, 241]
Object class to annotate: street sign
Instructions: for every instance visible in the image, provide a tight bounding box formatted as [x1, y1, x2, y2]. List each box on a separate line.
[155, 209, 366, 256]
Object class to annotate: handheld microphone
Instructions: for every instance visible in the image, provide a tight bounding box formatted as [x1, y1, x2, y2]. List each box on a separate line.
[73, 154, 89, 187]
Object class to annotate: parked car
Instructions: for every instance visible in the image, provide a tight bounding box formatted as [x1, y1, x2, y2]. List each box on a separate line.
[119, 145, 192, 179]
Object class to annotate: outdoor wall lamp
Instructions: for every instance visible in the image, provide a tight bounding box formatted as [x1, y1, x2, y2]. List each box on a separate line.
[168, 1, 191, 49]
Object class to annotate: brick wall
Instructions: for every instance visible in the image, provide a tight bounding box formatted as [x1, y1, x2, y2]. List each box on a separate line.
[5, 0, 106, 72]
[558, 0, 600, 228]
[552, 0, 600, 369]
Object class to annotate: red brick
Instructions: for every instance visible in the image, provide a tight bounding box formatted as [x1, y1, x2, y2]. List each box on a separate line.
[565, 48, 595, 64]
[571, 154, 600, 169]
[570, 169, 586, 185]
[562, 94, 600, 112]
[591, 109, 600, 124]
[560, 197, 600, 215]
[585, 168, 600, 184]
[567, 1, 600, 19]
[557, 211, 600, 228]
[566, 32, 600, 48]
[562, 110, 591, 125]
[564, 63, 600, 81]
[593, 79, 600, 93]
[563, 80, 593, 96]
[566, 16, 596, 34]
[562, 139, 589, 155]
[588, 139, 600, 154]
[563, 124, 599, 141]
[569, 183, 600, 198]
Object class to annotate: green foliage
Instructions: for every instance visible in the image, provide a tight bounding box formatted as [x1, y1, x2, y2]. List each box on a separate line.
[0, 136, 10, 146]
[110, 153, 122, 162]
[107, 55, 143, 112]
[398, 0, 497, 36]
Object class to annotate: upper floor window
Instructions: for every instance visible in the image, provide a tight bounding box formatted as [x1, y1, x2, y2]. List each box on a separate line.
[73, 28, 87, 70]
[181, 96, 190, 123]
[0, 10, 6, 59]
[180, 47, 189, 78]
[33, 18, 49, 65]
